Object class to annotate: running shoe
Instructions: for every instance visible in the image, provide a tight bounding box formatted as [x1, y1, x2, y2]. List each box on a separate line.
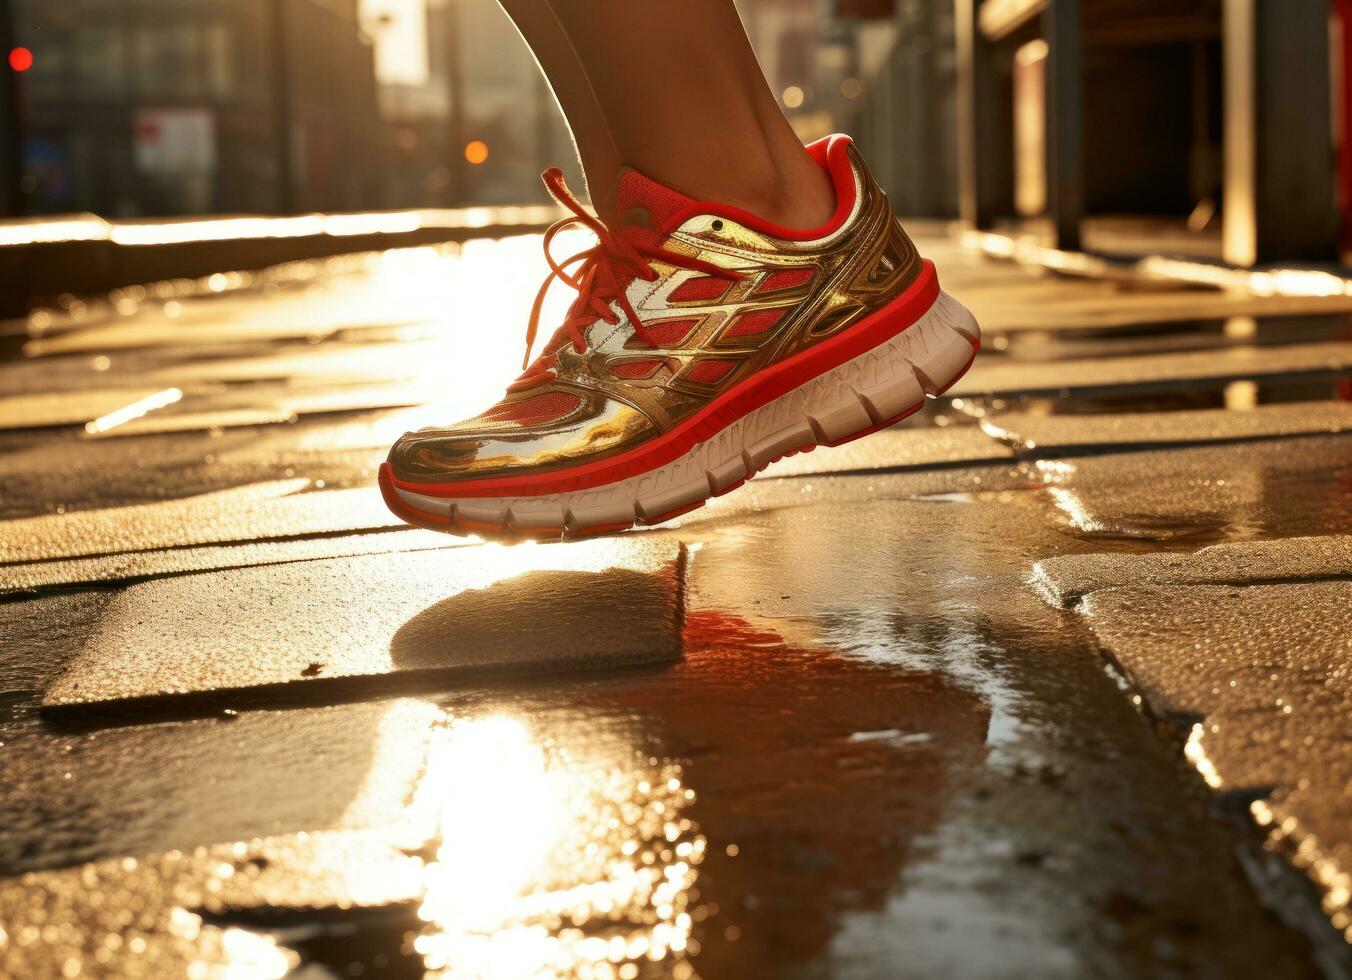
[380, 134, 980, 538]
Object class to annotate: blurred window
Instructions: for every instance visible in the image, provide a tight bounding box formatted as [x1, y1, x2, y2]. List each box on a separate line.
[233, 11, 269, 103]
[73, 28, 127, 97]
[12, 0, 74, 100]
[204, 23, 235, 98]
[135, 24, 204, 98]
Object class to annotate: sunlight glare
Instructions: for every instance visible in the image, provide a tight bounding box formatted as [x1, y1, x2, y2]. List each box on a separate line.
[412, 713, 705, 978]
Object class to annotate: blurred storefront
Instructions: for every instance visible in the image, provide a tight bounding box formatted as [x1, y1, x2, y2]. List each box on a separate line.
[744, 0, 1343, 267]
[952, 0, 1339, 265]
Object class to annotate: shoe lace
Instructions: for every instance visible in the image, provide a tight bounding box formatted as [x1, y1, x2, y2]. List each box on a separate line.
[511, 168, 744, 392]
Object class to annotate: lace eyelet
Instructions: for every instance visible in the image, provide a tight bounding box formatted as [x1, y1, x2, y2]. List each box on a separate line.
[711, 220, 724, 232]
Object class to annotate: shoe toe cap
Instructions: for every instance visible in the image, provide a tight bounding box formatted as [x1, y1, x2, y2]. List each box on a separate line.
[386, 397, 659, 485]
[388, 431, 464, 480]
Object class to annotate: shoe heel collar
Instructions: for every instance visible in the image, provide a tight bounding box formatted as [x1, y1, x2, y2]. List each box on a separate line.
[659, 133, 859, 241]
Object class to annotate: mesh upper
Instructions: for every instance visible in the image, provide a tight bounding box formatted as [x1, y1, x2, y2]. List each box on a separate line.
[641, 317, 702, 347]
[722, 308, 785, 340]
[758, 268, 816, 293]
[684, 359, 737, 384]
[611, 358, 664, 380]
[669, 276, 732, 303]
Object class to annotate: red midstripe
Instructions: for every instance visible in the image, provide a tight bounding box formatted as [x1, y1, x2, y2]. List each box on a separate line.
[393, 261, 940, 499]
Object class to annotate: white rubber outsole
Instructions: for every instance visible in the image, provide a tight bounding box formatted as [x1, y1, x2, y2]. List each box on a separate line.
[388, 289, 980, 538]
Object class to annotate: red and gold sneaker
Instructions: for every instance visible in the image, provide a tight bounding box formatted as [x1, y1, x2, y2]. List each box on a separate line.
[380, 134, 980, 538]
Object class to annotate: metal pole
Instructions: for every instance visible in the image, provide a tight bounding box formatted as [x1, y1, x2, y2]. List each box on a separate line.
[955, 0, 982, 227]
[1223, 0, 1337, 265]
[1042, 0, 1083, 251]
[0, 0, 25, 217]
[955, 0, 1013, 230]
[444, 0, 467, 206]
[270, 0, 296, 213]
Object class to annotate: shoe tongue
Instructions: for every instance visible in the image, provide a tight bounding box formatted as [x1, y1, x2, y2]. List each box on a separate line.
[616, 169, 698, 232]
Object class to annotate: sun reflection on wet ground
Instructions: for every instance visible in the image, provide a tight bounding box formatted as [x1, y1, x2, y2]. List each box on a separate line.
[413, 716, 702, 978]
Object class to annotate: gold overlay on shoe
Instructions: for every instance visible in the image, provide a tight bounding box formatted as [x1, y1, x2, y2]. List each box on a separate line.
[380, 134, 981, 538]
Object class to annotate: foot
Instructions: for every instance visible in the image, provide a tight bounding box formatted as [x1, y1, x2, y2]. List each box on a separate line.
[381, 135, 980, 539]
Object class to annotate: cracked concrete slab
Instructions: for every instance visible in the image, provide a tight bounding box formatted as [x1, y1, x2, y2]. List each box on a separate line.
[41, 539, 684, 715]
[0, 700, 442, 874]
[981, 402, 1352, 453]
[963, 280, 1352, 331]
[1075, 581, 1352, 942]
[0, 480, 397, 564]
[0, 415, 389, 520]
[18, 231, 552, 363]
[2, 693, 699, 979]
[916, 234, 1352, 333]
[83, 383, 447, 439]
[156, 340, 452, 387]
[0, 829, 425, 979]
[1031, 535, 1352, 606]
[22, 295, 428, 358]
[1029, 434, 1352, 542]
[954, 342, 1352, 397]
[0, 528, 459, 595]
[0, 388, 178, 431]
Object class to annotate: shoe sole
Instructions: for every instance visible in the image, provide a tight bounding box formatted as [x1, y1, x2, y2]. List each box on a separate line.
[380, 277, 980, 540]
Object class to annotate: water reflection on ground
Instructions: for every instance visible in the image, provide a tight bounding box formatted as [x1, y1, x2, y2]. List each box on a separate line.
[276, 607, 989, 980]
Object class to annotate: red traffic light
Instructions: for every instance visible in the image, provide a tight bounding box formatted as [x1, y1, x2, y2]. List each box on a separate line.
[9, 47, 33, 73]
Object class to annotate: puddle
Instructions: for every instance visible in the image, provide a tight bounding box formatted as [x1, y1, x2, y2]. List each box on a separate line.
[980, 311, 1352, 365]
[1053, 514, 1241, 544]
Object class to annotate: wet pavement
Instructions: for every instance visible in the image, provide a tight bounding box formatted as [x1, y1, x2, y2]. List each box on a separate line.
[2, 226, 1352, 978]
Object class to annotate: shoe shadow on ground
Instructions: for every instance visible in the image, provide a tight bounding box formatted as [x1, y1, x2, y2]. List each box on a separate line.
[37, 548, 687, 729]
[388, 566, 683, 674]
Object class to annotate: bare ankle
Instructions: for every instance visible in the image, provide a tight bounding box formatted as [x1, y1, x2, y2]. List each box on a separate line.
[614, 144, 837, 231]
[711, 154, 835, 230]
[755, 173, 836, 229]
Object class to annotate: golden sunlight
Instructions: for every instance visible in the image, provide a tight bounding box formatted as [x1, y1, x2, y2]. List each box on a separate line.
[412, 715, 705, 978]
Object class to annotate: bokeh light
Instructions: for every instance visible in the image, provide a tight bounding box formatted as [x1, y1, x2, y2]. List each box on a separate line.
[465, 140, 490, 165]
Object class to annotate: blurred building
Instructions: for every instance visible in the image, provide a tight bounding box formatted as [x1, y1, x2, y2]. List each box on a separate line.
[743, 0, 1343, 266]
[3, 0, 568, 218]
[5, 0, 1345, 264]
[369, 0, 573, 210]
[952, 0, 1340, 264]
[9, 0, 382, 215]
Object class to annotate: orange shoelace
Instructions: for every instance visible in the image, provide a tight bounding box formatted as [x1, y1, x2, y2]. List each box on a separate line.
[511, 168, 744, 392]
